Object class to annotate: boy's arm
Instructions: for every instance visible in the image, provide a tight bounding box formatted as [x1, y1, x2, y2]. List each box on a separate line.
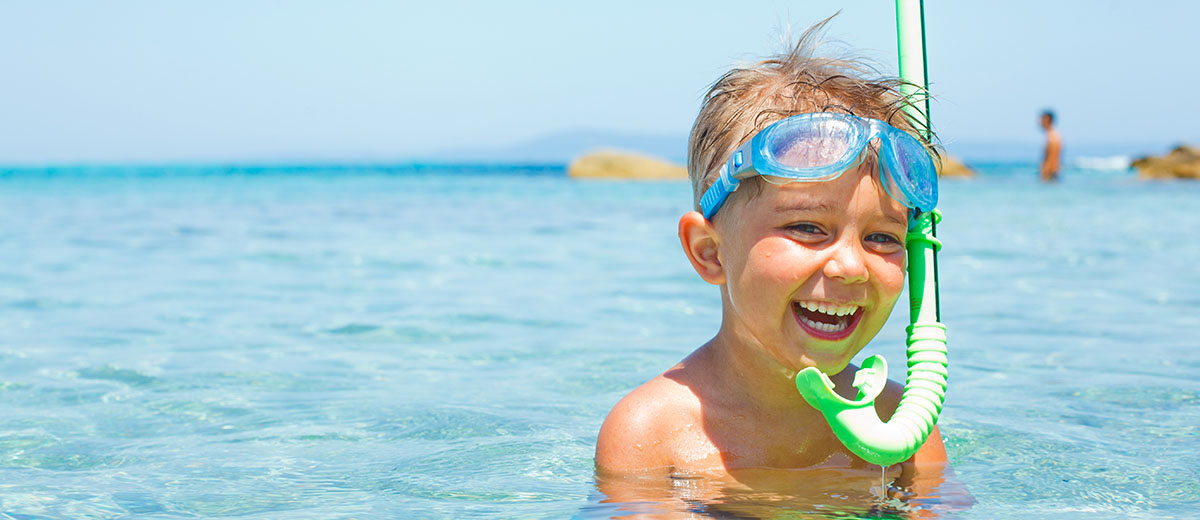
[911, 424, 947, 465]
[875, 378, 949, 465]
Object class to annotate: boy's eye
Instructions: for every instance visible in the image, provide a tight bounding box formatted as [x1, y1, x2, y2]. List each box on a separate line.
[786, 223, 825, 236]
[865, 232, 903, 252]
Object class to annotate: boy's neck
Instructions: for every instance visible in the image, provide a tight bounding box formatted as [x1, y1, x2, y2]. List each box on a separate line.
[699, 331, 830, 414]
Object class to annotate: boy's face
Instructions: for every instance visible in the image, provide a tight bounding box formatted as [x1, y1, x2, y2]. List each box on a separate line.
[714, 163, 908, 374]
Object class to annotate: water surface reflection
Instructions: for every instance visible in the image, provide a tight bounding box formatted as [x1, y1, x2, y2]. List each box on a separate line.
[589, 462, 973, 519]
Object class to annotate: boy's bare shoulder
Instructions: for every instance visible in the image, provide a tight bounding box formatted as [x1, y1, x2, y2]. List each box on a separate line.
[595, 369, 705, 474]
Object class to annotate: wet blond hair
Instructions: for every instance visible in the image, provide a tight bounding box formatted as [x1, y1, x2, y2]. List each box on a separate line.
[687, 16, 936, 210]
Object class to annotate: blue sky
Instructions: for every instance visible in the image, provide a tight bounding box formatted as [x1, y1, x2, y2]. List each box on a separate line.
[1, 1, 1196, 165]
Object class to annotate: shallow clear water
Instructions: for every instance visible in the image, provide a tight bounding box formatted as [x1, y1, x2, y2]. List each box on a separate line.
[0, 164, 1196, 518]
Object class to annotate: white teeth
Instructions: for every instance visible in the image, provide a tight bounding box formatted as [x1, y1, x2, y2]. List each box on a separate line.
[793, 300, 860, 335]
[795, 300, 860, 317]
[797, 315, 848, 333]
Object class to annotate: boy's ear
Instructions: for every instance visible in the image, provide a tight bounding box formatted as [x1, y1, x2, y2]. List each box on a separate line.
[678, 211, 725, 285]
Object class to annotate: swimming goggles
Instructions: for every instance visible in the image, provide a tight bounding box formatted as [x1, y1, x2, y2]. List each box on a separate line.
[699, 112, 938, 220]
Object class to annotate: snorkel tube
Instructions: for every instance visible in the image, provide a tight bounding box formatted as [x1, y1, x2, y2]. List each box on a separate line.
[793, 0, 949, 467]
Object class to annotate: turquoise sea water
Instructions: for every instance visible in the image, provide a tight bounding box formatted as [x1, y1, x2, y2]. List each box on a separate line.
[0, 163, 1197, 518]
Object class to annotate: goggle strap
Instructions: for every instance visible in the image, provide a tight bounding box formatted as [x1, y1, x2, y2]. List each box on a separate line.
[700, 163, 739, 220]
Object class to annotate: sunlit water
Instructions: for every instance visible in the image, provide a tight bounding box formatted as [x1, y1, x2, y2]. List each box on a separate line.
[0, 164, 1196, 518]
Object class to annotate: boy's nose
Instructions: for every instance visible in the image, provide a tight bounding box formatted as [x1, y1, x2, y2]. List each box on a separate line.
[823, 242, 869, 284]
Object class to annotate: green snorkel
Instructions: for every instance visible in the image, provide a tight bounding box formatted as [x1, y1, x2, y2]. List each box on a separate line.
[793, 0, 949, 467]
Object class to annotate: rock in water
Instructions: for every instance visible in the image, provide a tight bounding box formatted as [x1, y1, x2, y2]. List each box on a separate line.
[1132, 145, 1200, 179]
[937, 155, 974, 178]
[568, 149, 687, 180]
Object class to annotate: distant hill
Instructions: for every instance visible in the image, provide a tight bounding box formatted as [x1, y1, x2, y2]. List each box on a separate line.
[420, 129, 687, 164]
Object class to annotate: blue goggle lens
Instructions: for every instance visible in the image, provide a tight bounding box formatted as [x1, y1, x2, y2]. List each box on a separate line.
[767, 118, 858, 170]
[880, 127, 937, 212]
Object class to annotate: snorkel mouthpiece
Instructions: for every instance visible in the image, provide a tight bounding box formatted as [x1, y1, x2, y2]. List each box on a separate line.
[795, 210, 947, 467]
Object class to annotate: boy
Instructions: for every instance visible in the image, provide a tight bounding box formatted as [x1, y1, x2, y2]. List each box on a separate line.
[596, 23, 947, 478]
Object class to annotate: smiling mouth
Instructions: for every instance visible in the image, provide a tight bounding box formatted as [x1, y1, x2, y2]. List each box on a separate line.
[792, 300, 863, 340]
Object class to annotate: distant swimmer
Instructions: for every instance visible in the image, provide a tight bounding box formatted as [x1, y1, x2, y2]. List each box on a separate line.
[1040, 110, 1062, 182]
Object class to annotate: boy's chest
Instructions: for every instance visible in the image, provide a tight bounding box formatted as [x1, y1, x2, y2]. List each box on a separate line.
[669, 412, 868, 472]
